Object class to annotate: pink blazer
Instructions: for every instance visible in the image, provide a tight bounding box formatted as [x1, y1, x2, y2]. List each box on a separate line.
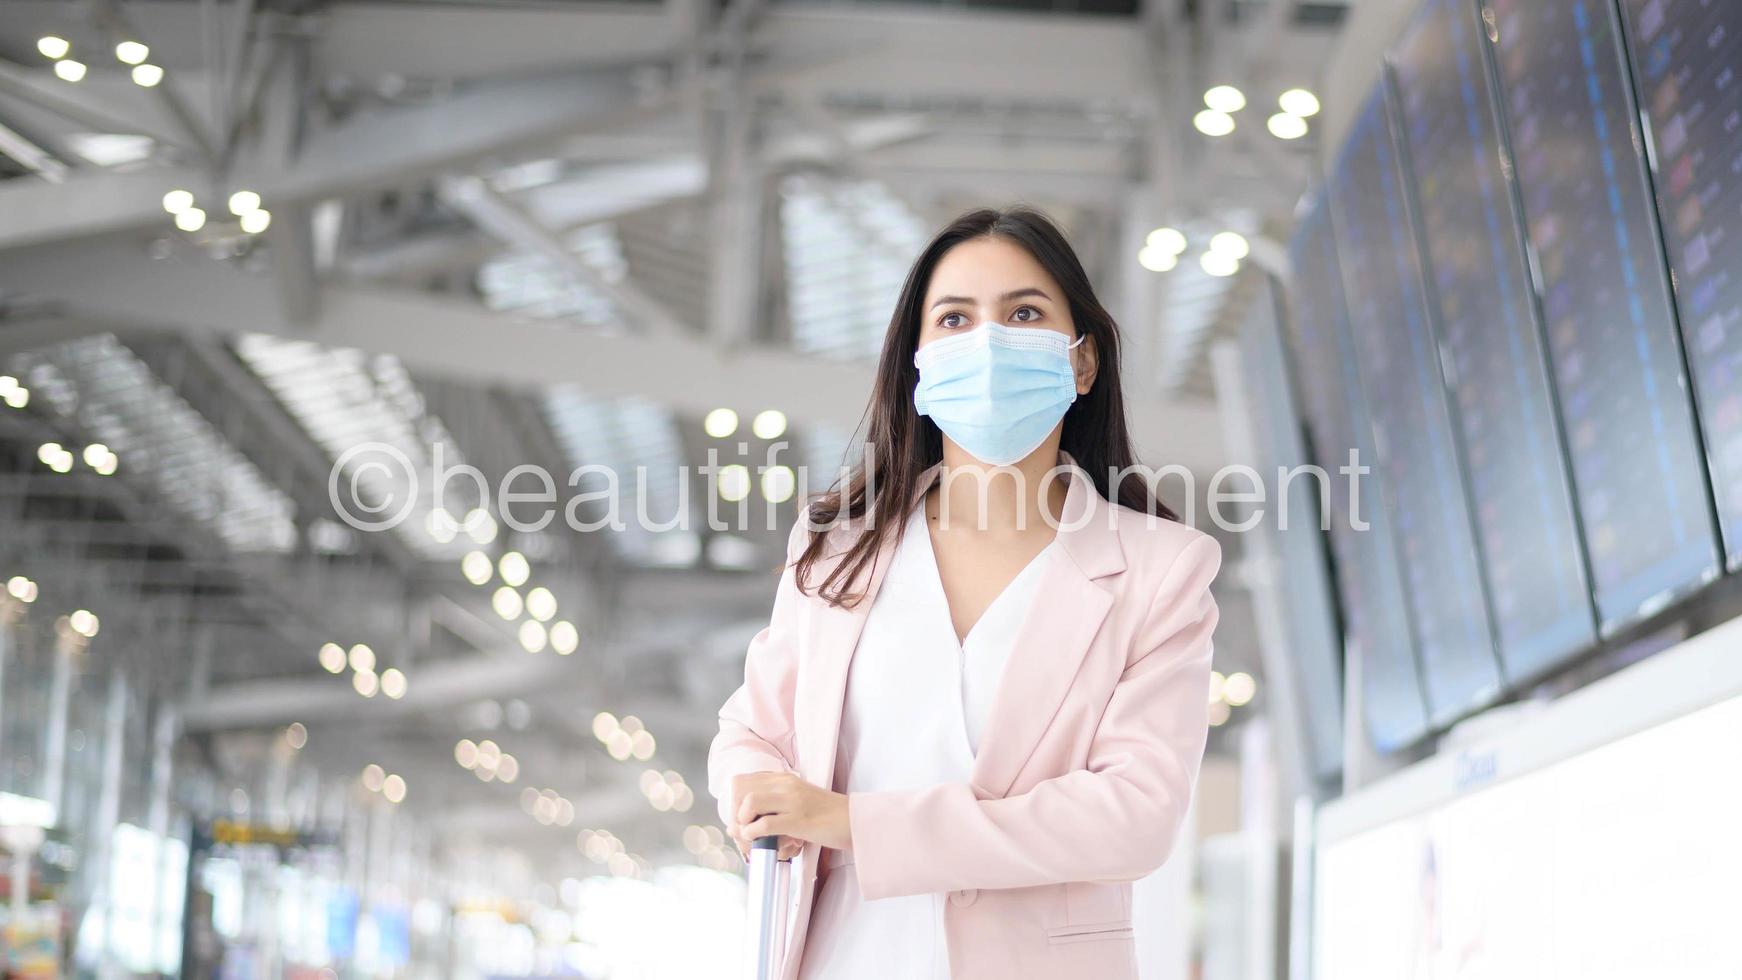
[707, 459, 1222, 980]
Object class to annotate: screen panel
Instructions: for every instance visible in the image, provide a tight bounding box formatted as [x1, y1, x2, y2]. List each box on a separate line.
[1239, 277, 1346, 782]
[1483, 0, 1722, 628]
[1286, 196, 1431, 753]
[1328, 87, 1505, 726]
[1390, 0, 1598, 684]
[1618, 0, 1742, 570]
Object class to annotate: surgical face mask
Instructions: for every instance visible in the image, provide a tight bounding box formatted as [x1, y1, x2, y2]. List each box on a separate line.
[912, 322, 1086, 467]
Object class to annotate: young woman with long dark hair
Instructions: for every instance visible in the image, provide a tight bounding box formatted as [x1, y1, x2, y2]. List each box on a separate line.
[707, 205, 1221, 979]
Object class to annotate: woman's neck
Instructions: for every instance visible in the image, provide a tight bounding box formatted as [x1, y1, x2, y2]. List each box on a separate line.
[931, 441, 1070, 532]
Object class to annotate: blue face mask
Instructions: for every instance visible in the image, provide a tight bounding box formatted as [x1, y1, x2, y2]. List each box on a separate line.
[912, 322, 1086, 466]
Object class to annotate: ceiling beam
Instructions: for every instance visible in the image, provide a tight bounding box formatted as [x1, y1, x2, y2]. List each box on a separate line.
[0, 238, 1227, 473]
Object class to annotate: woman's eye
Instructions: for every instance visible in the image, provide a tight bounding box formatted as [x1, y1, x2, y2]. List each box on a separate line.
[1011, 305, 1041, 322]
[940, 312, 968, 329]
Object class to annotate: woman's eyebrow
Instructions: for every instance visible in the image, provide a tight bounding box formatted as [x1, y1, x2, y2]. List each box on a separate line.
[927, 287, 1053, 311]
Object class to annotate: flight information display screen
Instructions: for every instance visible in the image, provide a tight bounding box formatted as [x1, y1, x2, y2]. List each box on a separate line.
[1240, 278, 1346, 781]
[1329, 88, 1504, 726]
[1391, 0, 1597, 684]
[1286, 197, 1430, 752]
[1619, 0, 1742, 570]
[1485, 0, 1721, 627]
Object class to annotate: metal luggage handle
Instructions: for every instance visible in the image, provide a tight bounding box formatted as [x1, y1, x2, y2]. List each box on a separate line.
[744, 836, 793, 980]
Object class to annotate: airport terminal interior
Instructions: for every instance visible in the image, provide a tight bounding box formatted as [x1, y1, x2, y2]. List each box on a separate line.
[0, 0, 1740, 977]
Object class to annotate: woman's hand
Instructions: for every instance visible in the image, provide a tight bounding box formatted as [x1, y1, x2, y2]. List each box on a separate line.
[730, 772, 853, 856]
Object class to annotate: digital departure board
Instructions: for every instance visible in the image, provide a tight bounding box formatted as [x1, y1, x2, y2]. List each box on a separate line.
[1619, 0, 1742, 570]
[1240, 277, 1346, 781]
[1390, 0, 1598, 684]
[1484, 0, 1721, 628]
[1329, 88, 1505, 726]
[1286, 196, 1430, 752]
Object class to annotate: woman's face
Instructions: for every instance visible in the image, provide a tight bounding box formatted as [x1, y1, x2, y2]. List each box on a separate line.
[918, 236, 1095, 394]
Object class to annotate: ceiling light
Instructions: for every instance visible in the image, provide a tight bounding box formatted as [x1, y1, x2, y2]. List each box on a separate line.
[461, 550, 493, 585]
[162, 190, 194, 214]
[1210, 232, 1250, 259]
[592, 712, 618, 741]
[703, 408, 738, 439]
[606, 730, 632, 761]
[1204, 85, 1247, 114]
[93, 455, 116, 476]
[130, 64, 162, 88]
[550, 621, 578, 655]
[37, 443, 62, 466]
[761, 465, 795, 504]
[69, 609, 98, 637]
[1267, 112, 1309, 141]
[286, 723, 307, 749]
[492, 586, 523, 620]
[319, 643, 347, 673]
[718, 464, 750, 502]
[348, 643, 376, 673]
[82, 444, 110, 468]
[1137, 246, 1179, 273]
[1145, 227, 1187, 255]
[465, 509, 498, 544]
[362, 764, 385, 791]
[114, 41, 149, 65]
[4, 387, 28, 409]
[476, 740, 501, 769]
[37, 37, 70, 60]
[1224, 670, 1257, 706]
[455, 739, 478, 768]
[1208, 700, 1231, 726]
[382, 774, 406, 803]
[496, 754, 519, 784]
[525, 587, 556, 622]
[498, 551, 529, 587]
[6, 577, 36, 602]
[751, 410, 787, 440]
[1279, 88, 1321, 118]
[1193, 109, 1235, 137]
[353, 670, 379, 697]
[380, 667, 407, 700]
[1200, 250, 1240, 278]
[53, 60, 86, 83]
[518, 619, 547, 653]
[629, 730, 656, 761]
[227, 190, 261, 215]
[174, 207, 206, 232]
[238, 209, 270, 234]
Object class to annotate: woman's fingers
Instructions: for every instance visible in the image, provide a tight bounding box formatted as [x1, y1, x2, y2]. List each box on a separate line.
[776, 838, 802, 860]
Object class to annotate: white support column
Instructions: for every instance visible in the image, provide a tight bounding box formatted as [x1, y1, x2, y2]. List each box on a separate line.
[39, 632, 77, 815]
[1240, 718, 1280, 980]
[1133, 794, 1200, 980]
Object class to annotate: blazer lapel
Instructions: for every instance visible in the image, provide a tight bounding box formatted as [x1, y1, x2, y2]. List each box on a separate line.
[793, 464, 941, 790]
[793, 456, 1127, 801]
[969, 461, 1126, 799]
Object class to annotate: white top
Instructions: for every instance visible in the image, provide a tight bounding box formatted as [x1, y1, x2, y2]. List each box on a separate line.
[796, 500, 1059, 980]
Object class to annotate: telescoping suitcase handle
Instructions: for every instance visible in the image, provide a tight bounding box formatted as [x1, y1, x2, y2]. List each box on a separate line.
[744, 836, 792, 980]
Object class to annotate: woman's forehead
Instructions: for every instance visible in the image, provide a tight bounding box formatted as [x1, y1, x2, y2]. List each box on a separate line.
[925, 238, 1059, 301]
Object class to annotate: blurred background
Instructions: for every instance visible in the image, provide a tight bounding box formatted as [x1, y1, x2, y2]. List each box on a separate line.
[0, 0, 1739, 978]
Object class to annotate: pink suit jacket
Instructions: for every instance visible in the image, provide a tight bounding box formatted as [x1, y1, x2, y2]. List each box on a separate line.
[707, 459, 1222, 980]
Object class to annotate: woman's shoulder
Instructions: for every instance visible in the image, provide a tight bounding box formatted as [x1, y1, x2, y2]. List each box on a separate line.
[1104, 499, 1223, 584]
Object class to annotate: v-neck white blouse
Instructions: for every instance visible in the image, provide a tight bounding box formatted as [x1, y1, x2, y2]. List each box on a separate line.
[796, 500, 1060, 980]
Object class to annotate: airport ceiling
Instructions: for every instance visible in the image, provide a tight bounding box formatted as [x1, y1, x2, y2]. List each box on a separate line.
[0, 0, 1331, 875]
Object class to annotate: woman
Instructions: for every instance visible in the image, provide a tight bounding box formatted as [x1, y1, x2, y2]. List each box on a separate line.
[706, 206, 1221, 980]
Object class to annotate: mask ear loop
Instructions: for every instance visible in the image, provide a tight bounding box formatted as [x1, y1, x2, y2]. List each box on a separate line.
[1066, 333, 1087, 349]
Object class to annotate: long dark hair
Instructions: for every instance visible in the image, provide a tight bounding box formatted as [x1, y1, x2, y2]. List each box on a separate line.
[795, 205, 1179, 607]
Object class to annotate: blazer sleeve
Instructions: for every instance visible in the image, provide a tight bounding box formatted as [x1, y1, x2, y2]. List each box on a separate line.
[847, 532, 1221, 899]
[705, 515, 814, 828]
